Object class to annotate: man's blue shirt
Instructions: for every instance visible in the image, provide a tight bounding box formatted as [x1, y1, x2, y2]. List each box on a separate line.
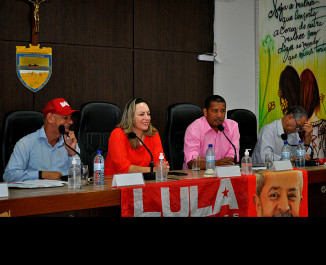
[3, 126, 79, 182]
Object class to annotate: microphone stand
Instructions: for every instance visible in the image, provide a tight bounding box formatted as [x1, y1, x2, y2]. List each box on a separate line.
[128, 132, 155, 180]
[223, 132, 238, 164]
[217, 124, 238, 164]
[59, 125, 82, 181]
[140, 142, 155, 180]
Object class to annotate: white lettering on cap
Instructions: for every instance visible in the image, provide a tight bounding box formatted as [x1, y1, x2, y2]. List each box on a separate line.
[60, 101, 69, 107]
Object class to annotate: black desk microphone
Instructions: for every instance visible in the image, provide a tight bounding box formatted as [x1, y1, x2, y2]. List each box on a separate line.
[217, 124, 238, 164]
[128, 132, 155, 180]
[281, 133, 287, 141]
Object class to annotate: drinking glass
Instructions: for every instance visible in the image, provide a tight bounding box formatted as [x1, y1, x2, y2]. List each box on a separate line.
[81, 164, 89, 186]
[265, 153, 274, 170]
[192, 155, 201, 173]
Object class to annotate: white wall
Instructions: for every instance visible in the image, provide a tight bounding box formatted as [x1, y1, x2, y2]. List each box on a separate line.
[213, 0, 256, 114]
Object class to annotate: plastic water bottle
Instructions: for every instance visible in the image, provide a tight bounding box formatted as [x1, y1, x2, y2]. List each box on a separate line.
[206, 144, 215, 174]
[295, 140, 305, 167]
[68, 157, 81, 190]
[281, 141, 291, 161]
[241, 149, 252, 175]
[93, 150, 105, 185]
[155, 153, 168, 182]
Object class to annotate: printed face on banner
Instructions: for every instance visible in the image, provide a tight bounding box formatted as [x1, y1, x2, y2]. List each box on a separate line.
[253, 171, 304, 217]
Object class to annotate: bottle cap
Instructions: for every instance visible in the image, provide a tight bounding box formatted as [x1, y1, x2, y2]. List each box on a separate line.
[159, 153, 164, 160]
[209, 144, 213, 148]
[97, 150, 102, 154]
[284, 141, 288, 144]
[244, 149, 251, 156]
[299, 140, 303, 144]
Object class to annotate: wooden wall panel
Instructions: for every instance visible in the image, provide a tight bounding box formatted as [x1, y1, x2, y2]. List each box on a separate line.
[134, 50, 213, 134]
[0, 0, 31, 41]
[33, 44, 133, 113]
[0, 41, 34, 122]
[40, 0, 133, 47]
[134, 0, 214, 52]
[0, 0, 133, 47]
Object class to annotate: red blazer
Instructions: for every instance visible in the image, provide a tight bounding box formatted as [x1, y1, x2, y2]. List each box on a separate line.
[104, 127, 167, 175]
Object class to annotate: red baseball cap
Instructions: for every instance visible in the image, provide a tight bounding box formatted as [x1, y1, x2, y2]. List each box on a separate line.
[43, 98, 78, 118]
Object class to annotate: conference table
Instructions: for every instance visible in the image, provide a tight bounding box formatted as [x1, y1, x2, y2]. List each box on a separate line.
[1, 165, 326, 217]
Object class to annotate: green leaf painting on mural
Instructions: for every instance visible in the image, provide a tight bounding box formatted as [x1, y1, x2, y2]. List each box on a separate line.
[260, 35, 275, 130]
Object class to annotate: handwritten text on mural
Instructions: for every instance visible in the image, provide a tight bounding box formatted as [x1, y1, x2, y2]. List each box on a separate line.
[267, 0, 325, 63]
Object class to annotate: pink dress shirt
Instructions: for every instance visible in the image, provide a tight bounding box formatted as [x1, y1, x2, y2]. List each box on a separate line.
[183, 116, 240, 169]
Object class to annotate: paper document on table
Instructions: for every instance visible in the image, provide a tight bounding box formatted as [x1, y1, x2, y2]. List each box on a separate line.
[8, 179, 66, 188]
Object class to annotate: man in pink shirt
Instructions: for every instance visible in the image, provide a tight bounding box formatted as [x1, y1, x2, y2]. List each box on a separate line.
[183, 95, 240, 169]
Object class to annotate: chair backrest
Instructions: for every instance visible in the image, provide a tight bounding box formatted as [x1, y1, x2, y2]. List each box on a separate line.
[227, 109, 257, 161]
[77, 102, 121, 174]
[0, 110, 44, 180]
[163, 103, 203, 170]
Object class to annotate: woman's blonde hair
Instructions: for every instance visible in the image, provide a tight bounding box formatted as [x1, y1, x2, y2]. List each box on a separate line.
[118, 98, 157, 148]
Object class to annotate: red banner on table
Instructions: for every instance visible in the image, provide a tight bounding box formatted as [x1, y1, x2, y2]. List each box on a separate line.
[120, 169, 308, 217]
[120, 175, 250, 217]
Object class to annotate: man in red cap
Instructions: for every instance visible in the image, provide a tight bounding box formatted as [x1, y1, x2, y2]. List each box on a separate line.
[3, 98, 79, 182]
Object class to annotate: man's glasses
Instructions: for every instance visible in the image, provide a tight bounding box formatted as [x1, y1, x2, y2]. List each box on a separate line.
[294, 118, 302, 132]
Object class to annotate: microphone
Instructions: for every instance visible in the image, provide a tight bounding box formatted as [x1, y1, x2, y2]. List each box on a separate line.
[217, 124, 237, 164]
[281, 133, 287, 141]
[128, 132, 155, 180]
[59, 124, 69, 137]
[58, 125, 81, 157]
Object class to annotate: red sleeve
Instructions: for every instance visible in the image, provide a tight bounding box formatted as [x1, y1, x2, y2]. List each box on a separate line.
[104, 128, 131, 174]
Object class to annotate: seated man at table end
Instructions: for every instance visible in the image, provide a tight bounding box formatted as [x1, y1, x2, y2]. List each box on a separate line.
[183, 95, 240, 170]
[252, 105, 312, 164]
[3, 98, 79, 183]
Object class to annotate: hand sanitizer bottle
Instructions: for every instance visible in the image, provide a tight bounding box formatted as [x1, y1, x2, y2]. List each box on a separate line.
[241, 149, 252, 175]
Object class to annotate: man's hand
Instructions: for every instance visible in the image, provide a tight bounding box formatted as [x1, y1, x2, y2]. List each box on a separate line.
[215, 157, 235, 166]
[303, 122, 313, 139]
[64, 130, 78, 156]
[41, 171, 62, 180]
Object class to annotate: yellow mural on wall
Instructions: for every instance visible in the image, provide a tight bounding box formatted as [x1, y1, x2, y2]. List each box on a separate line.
[258, 0, 326, 158]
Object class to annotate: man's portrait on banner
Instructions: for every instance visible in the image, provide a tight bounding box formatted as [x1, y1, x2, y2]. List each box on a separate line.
[253, 171, 303, 217]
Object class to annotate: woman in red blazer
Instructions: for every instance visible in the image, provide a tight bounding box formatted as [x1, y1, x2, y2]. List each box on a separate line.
[105, 98, 168, 175]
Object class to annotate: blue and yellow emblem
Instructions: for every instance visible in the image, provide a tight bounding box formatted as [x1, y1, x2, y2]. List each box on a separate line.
[16, 44, 52, 92]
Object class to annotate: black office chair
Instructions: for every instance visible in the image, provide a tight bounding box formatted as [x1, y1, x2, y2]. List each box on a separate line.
[227, 109, 257, 161]
[77, 102, 121, 174]
[163, 103, 203, 170]
[0, 110, 44, 181]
